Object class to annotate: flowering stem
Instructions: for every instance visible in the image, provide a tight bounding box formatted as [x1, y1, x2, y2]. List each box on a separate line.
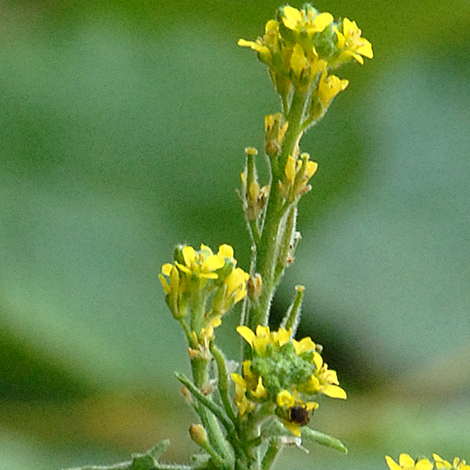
[247, 89, 308, 329]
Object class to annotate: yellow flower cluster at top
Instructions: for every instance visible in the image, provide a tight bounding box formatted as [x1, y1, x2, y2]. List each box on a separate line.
[239, 4, 373, 118]
[386, 454, 470, 470]
[159, 244, 249, 352]
[231, 325, 346, 437]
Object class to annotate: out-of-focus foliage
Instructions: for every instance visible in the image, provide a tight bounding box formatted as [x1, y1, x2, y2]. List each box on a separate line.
[1, 0, 469, 469]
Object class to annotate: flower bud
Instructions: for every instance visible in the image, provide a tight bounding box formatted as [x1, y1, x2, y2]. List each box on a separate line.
[189, 424, 208, 446]
[247, 273, 262, 301]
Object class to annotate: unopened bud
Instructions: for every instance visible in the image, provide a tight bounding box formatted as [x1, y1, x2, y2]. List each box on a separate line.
[247, 273, 262, 301]
[265, 139, 281, 158]
[181, 386, 194, 405]
[173, 244, 186, 265]
[189, 424, 207, 446]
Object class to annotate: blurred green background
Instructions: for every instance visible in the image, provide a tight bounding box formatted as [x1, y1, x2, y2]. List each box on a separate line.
[1, 0, 470, 469]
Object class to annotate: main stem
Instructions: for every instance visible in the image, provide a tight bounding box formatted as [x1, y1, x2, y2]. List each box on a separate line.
[247, 89, 308, 329]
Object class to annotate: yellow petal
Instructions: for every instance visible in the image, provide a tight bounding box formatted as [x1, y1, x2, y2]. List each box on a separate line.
[175, 261, 192, 275]
[343, 18, 359, 36]
[318, 74, 349, 106]
[351, 52, 365, 65]
[282, 6, 302, 30]
[306, 160, 318, 178]
[273, 328, 291, 346]
[226, 268, 249, 303]
[252, 377, 267, 398]
[433, 455, 450, 470]
[290, 44, 307, 76]
[242, 360, 253, 379]
[285, 156, 297, 183]
[255, 325, 270, 337]
[416, 459, 433, 470]
[306, 401, 319, 411]
[386, 456, 401, 470]
[313, 352, 323, 369]
[210, 317, 222, 328]
[158, 274, 171, 295]
[182, 245, 197, 267]
[358, 39, 374, 59]
[283, 419, 301, 437]
[265, 20, 279, 34]
[307, 12, 333, 34]
[230, 373, 247, 388]
[293, 337, 316, 354]
[237, 39, 270, 58]
[399, 454, 415, 469]
[335, 28, 345, 48]
[217, 244, 234, 259]
[322, 384, 347, 399]
[236, 326, 256, 346]
[204, 254, 225, 271]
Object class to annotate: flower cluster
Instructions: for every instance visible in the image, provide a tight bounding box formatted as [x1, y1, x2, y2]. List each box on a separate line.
[386, 454, 470, 470]
[239, 4, 372, 117]
[231, 325, 346, 436]
[159, 244, 249, 351]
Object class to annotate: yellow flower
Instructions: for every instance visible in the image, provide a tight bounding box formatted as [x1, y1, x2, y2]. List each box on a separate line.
[433, 455, 470, 470]
[386, 454, 433, 470]
[280, 153, 318, 200]
[310, 353, 347, 399]
[230, 372, 255, 415]
[237, 325, 291, 355]
[159, 263, 180, 296]
[225, 267, 250, 304]
[336, 18, 373, 65]
[317, 73, 349, 108]
[237, 39, 272, 63]
[281, 5, 333, 35]
[201, 317, 222, 342]
[176, 244, 226, 280]
[276, 390, 295, 407]
[159, 263, 187, 319]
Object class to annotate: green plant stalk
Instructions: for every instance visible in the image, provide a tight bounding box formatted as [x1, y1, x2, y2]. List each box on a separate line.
[247, 89, 309, 329]
[191, 358, 233, 463]
[176, 372, 235, 447]
[186, 294, 233, 463]
[261, 440, 281, 470]
[211, 343, 238, 426]
[280, 285, 305, 333]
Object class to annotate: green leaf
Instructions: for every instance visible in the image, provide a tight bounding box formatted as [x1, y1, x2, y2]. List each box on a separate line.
[300, 427, 348, 454]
